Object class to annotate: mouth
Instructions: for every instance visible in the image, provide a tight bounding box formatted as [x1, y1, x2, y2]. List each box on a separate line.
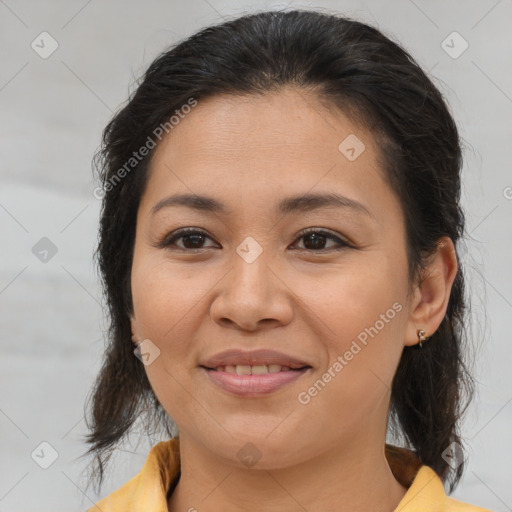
[201, 364, 311, 374]
[199, 364, 312, 397]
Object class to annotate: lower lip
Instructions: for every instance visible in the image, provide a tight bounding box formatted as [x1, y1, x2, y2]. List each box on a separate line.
[201, 367, 310, 397]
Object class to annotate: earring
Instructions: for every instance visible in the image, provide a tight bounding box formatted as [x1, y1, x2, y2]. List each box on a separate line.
[417, 329, 428, 348]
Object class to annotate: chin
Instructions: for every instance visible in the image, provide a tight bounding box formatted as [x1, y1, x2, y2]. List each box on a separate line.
[202, 433, 309, 470]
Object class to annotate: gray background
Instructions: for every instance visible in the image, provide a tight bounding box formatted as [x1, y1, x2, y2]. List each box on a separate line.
[0, 0, 510, 510]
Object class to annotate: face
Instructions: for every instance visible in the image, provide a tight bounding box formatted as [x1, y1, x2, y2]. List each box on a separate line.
[130, 88, 416, 468]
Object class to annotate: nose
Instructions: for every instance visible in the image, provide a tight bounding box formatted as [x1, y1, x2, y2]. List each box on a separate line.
[209, 243, 294, 332]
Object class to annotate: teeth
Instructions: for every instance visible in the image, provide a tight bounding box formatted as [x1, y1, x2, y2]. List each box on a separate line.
[236, 365, 252, 375]
[214, 364, 294, 374]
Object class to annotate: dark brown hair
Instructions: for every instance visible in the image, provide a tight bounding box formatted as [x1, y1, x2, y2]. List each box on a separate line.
[83, 9, 474, 495]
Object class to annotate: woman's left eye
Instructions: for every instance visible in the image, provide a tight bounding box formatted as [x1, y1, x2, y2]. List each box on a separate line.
[291, 229, 351, 251]
[158, 228, 351, 252]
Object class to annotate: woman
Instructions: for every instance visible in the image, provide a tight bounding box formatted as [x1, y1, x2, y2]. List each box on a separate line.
[84, 9, 492, 511]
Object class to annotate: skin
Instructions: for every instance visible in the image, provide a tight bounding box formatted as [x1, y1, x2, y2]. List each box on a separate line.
[129, 87, 458, 512]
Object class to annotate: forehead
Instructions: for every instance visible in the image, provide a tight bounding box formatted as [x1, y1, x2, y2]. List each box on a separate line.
[139, 88, 395, 221]
[152, 88, 374, 167]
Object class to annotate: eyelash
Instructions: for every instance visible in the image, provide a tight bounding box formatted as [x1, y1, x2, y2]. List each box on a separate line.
[158, 227, 353, 252]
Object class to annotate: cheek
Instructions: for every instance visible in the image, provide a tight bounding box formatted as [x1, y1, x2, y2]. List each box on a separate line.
[130, 262, 198, 429]
[296, 252, 408, 350]
[131, 254, 205, 342]
[130, 253, 214, 418]
[294, 256, 408, 418]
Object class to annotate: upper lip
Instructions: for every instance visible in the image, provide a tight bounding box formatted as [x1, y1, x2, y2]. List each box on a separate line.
[200, 349, 312, 369]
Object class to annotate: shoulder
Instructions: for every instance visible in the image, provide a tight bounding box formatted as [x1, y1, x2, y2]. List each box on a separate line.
[85, 474, 140, 512]
[444, 496, 494, 512]
[86, 438, 180, 512]
[395, 463, 494, 512]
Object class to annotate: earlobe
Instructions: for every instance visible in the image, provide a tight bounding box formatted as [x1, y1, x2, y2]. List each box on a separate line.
[404, 237, 458, 347]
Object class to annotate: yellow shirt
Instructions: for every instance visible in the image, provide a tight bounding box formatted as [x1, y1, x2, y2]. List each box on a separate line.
[86, 438, 492, 512]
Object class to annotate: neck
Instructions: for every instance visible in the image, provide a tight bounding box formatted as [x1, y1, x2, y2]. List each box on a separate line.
[167, 435, 407, 512]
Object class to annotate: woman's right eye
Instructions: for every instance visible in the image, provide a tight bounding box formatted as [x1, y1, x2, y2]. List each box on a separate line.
[160, 228, 218, 250]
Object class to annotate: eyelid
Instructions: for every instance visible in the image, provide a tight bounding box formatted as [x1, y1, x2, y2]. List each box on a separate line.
[157, 227, 217, 250]
[291, 227, 353, 250]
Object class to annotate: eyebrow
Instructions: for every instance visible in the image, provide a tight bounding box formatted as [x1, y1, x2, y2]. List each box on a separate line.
[150, 192, 375, 219]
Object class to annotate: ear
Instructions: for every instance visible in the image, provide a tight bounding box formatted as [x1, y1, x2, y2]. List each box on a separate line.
[404, 236, 458, 347]
[130, 314, 140, 345]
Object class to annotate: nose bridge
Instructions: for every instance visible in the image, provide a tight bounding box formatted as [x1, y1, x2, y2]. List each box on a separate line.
[231, 234, 275, 299]
[210, 234, 292, 330]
